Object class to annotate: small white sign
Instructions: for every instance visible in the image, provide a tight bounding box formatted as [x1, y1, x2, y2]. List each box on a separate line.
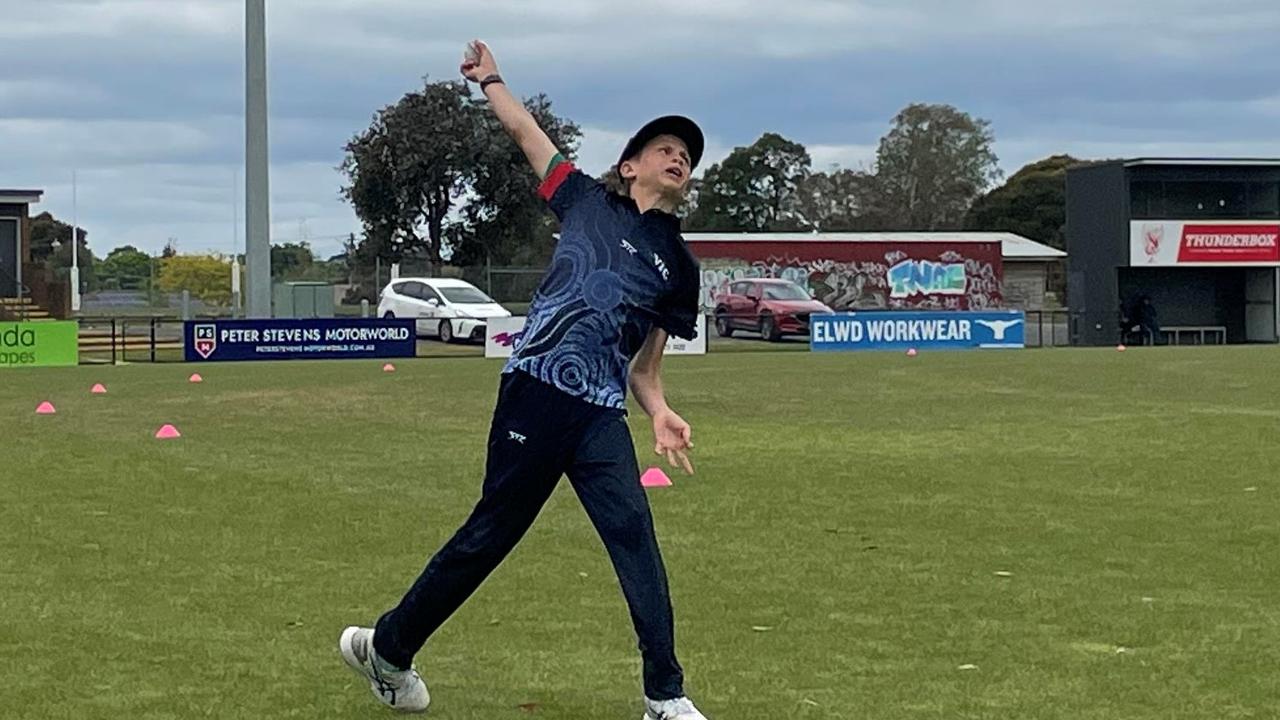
[484, 316, 528, 359]
[664, 314, 708, 355]
[484, 315, 708, 359]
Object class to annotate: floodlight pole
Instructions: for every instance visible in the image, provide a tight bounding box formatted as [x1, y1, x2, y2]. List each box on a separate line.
[245, 0, 272, 317]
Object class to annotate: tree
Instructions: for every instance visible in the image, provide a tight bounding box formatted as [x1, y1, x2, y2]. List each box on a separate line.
[795, 168, 879, 232]
[451, 93, 582, 266]
[271, 242, 315, 279]
[338, 231, 387, 304]
[98, 245, 153, 289]
[48, 240, 98, 291]
[965, 155, 1082, 250]
[157, 254, 232, 306]
[28, 212, 98, 290]
[341, 80, 476, 269]
[685, 133, 812, 232]
[343, 81, 583, 271]
[29, 212, 87, 262]
[869, 103, 1001, 230]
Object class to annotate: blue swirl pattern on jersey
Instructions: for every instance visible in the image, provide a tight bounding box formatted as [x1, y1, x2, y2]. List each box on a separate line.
[504, 164, 699, 409]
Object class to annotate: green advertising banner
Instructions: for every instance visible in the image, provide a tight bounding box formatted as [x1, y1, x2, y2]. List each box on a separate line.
[0, 322, 79, 368]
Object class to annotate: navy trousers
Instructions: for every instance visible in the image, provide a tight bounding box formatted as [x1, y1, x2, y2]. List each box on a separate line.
[373, 370, 684, 700]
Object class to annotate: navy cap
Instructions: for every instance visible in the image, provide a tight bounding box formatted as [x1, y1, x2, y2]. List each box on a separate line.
[617, 115, 705, 171]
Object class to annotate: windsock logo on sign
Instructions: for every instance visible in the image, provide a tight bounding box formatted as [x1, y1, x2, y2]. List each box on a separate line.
[493, 330, 525, 348]
[1177, 224, 1280, 263]
[1143, 224, 1163, 263]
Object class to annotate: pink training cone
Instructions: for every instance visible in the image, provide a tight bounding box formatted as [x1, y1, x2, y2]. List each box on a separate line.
[154, 424, 182, 440]
[641, 467, 673, 488]
[91, 383, 107, 394]
[1117, 344, 1127, 352]
[906, 348, 919, 357]
[383, 363, 396, 373]
[35, 401, 56, 415]
[189, 373, 203, 383]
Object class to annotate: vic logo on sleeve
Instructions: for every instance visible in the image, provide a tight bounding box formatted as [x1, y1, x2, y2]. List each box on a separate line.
[652, 253, 670, 281]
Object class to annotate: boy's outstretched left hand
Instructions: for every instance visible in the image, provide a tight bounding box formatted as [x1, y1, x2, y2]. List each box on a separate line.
[653, 410, 694, 476]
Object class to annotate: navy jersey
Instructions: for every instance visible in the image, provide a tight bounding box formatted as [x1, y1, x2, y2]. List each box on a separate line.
[504, 161, 700, 409]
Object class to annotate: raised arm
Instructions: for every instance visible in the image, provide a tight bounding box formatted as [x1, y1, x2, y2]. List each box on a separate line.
[461, 40, 560, 180]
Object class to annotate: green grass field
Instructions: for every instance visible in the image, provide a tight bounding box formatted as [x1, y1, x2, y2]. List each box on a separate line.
[2, 348, 1278, 719]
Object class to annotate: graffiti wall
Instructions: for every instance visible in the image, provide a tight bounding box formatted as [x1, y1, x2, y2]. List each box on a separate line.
[687, 240, 1004, 312]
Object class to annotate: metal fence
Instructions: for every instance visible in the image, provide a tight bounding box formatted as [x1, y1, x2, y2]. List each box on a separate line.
[0, 264, 33, 321]
[81, 270, 238, 317]
[77, 316, 188, 364]
[62, 256, 1078, 359]
[367, 262, 545, 308]
[72, 308, 1070, 365]
[1024, 310, 1071, 348]
[82, 266, 546, 316]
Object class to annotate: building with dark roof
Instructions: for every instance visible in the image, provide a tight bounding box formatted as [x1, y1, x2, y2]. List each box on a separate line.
[1066, 159, 1280, 345]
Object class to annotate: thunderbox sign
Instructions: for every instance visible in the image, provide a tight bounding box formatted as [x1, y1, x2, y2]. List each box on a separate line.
[193, 324, 217, 359]
[1131, 221, 1280, 266]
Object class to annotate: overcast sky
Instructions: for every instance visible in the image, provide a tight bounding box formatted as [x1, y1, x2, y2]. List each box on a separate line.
[5, 0, 1280, 258]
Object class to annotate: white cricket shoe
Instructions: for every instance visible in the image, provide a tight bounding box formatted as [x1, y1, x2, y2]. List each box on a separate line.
[644, 695, 708, 720]
[339, 626, 430, 713]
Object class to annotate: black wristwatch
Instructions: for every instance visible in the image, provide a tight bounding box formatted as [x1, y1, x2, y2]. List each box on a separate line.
[480, 74, 504, 91]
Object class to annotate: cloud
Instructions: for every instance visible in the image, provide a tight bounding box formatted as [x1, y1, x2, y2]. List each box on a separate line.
[0, 118, 223, 167]
[4, 0, 1279, 257]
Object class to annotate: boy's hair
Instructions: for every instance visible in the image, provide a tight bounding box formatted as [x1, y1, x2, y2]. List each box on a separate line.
[603, 165, 633, 197]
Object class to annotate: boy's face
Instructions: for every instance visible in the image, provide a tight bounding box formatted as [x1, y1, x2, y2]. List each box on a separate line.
[620, 134, 692, 198]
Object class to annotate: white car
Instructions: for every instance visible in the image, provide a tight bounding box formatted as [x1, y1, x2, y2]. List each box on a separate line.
[378, 278, 511, 343]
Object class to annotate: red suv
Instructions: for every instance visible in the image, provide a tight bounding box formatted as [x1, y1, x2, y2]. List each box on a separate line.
[713, 278, 833, 341]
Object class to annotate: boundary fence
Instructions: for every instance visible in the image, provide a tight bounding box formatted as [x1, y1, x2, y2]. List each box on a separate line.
[69, 309, 1070, 364]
